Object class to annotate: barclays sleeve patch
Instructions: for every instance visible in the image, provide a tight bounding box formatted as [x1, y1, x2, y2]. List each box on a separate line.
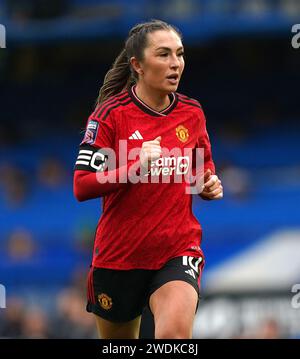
[81, 120, 99, 145]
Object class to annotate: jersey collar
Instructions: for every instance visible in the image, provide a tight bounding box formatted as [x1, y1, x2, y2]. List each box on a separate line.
[129, 85, 178, 117]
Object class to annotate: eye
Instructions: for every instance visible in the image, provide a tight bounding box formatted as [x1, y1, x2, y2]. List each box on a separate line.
[159, 53, 168, 57]
[178, 52, 185, 57]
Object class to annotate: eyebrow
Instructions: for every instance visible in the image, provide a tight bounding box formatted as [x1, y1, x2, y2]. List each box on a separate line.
[155, 46, 184, 52]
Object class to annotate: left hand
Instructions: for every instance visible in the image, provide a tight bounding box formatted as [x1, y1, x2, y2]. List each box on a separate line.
[200, 169, 223, 200]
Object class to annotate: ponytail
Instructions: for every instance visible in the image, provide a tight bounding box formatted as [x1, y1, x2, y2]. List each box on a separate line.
[97, 49, 133, 105]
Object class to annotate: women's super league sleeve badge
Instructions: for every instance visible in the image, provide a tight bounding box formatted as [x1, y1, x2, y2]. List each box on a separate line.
[81, 120, 99, 145]
[176, 125, 189, 143]
[98, 293, 113, 310]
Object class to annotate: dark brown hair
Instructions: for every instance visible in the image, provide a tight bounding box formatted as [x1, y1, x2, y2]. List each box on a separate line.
[97, 19, 182, 105]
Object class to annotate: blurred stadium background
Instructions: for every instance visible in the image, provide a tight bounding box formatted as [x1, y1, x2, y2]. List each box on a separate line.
[0, 0, 300, 339]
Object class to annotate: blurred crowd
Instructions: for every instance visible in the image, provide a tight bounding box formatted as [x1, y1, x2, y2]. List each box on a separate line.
[0, 155, 97, 338]
[0, 157, 68, 208]
[0, 280, 98, 339]
[0, 293, 285, 339]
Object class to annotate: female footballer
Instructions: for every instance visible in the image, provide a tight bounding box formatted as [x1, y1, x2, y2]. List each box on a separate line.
[74, 19, 223, 339]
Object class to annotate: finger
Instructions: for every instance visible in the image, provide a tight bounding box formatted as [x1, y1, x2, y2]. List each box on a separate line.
[147, 136, 161, 145]
[202, 187, 223, 198]
[200, 191, 209, 198]
[210, 192, 223, 200]
[142, 151, 161, 162]
[203, 169, 212, 181]
[149, 148, 162, 155]
[149, 150, 162, 157]
[205, 180, 221, 192]
[149, 151, 162, 160]
[204, 175, 218, 188]
[200, 190, 212, 200]
[208, 187, 223, 197]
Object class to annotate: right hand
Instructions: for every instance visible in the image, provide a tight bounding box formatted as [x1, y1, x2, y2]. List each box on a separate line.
[139, 136, 162, 172]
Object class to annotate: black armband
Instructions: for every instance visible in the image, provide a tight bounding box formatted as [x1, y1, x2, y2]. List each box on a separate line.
[74, 144, 108, 172]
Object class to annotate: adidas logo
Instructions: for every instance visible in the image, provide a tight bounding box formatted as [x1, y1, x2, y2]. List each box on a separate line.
[129, 130, 143, 140]
[185, 269, 196, 279]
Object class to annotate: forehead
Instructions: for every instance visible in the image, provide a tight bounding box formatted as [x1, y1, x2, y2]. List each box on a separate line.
[146, 30, 183, 50]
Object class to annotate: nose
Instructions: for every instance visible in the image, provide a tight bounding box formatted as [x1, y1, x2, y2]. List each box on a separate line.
[170, 54, 180, 69]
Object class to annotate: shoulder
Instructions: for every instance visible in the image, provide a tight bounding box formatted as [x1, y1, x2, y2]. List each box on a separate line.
[90, 90, 132, 122]
[176, 92, 203, 111]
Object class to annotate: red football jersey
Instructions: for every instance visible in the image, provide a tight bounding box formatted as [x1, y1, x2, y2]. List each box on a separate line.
[74, 85, 215, 270]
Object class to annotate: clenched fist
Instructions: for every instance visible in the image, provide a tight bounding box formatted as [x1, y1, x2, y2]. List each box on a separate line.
[139, 136, 162, 173]
[200, 169, 223, 200]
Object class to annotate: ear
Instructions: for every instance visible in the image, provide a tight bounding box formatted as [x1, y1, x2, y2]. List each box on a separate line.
[130, 57, 144, 76]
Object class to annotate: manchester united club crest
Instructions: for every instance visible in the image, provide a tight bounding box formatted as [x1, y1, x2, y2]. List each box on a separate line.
[98, 293, 113, 310]
[176, 125, 189, 143]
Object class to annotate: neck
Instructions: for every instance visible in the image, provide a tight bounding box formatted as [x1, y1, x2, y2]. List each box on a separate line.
[135, 83, 170, 112]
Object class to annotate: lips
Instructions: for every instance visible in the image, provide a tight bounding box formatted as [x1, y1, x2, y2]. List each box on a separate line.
[166, 74, 179, 80]
[166, 73, 179, 85]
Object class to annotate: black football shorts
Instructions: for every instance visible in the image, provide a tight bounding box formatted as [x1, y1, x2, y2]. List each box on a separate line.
[86, 255, 204, 323]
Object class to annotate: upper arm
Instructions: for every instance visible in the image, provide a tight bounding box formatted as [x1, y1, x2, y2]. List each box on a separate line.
[80, 108, 115, 149]
[73, 110, 117, 201]
[74, 110, 115, 173]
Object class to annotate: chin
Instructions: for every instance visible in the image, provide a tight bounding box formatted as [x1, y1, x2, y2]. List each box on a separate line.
[169, 85, 179, 93]
[163, 84, 179, 94]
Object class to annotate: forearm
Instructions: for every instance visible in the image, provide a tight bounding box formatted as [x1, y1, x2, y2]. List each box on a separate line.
[74, 160, 140, 201]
